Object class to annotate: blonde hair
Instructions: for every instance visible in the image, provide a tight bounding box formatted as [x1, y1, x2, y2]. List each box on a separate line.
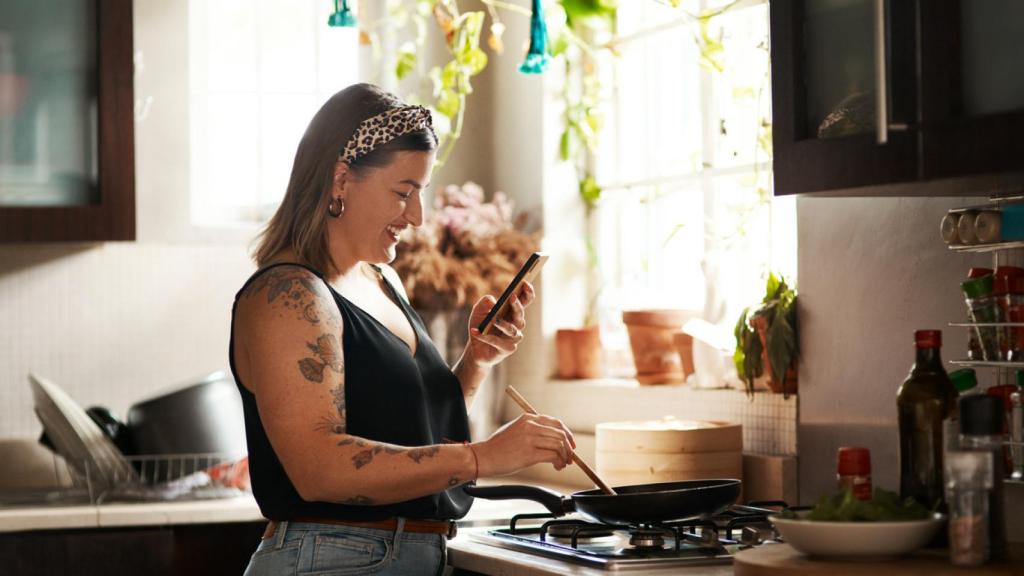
[253, 83, 436, 273]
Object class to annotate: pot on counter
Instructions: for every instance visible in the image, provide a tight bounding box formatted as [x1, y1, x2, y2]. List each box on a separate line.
[126, 371, 247, 458]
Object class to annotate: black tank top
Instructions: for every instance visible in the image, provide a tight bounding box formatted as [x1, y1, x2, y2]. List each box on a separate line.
[229, 262, 474, 521]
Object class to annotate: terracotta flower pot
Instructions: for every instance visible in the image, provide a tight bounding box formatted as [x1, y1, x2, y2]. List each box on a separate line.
[671, 331, 696, 378]
[751, 316, 798, 395]
[555, 326, 604, 379]
[622, 310, 696, 385]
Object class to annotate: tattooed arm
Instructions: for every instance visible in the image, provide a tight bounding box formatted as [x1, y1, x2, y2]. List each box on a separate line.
[233, 265, 478, 505]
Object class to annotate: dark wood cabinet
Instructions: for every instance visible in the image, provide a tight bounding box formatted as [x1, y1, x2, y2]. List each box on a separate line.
[918, 0, 1024, 182]
[0, 0, 135, 241]
[0, 521, 265, 576]
[771, 0, 1024, 196]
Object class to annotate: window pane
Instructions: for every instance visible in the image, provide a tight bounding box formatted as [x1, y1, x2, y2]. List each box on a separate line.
[259, 93, 318, 213]
[258, 0, 316, 93]
[192, 94, 258, 224]
[189, 0, 359, 225]
[595, 1, 795, 365]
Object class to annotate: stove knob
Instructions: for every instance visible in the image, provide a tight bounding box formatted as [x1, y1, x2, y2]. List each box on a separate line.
[740, 526, 763, 546]
[699, 527, 719, 546]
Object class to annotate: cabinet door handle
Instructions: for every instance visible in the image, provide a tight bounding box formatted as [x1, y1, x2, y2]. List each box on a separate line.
[874, 0, 888, 144]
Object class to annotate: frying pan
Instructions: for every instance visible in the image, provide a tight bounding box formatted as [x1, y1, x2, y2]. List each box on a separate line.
[464, 479, 741, 525]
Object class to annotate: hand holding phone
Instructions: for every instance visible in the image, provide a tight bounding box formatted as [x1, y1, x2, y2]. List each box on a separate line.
[477, 252, 548, 335]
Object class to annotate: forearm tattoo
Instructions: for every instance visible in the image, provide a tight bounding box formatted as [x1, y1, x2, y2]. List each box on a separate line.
[341, 495, 375, 505]
[336, 438, 441, 469]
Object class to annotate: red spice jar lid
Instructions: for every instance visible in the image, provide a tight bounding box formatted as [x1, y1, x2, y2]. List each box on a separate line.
[993, 266, 1024, 296]
[837, 447, 871, 476]
[915, 330, 942, 349]
[967, 267, 994, 279]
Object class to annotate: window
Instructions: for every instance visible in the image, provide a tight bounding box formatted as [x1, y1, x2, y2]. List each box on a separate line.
[188, 0, 359, 226]
[592, 0, 796, 366]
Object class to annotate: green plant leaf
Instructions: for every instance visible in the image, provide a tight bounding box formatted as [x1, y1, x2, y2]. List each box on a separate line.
[766, 309, 797, 384]
[559, 129, 573, 161]
[462, 48, 488, 75]
[437, 88, 460, 118]
[550, 32, 571, 58]
[395, 43, 418, 81]
[579, 176, 602, 205]
[765, 272, 781, 303]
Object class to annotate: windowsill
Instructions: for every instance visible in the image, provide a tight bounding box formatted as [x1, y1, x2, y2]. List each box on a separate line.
[534, 376, 796, 398]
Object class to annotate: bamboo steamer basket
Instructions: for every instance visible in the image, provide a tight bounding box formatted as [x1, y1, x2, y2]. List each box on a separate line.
[596, 418, 743, 487]
[596, 419, 742, 453]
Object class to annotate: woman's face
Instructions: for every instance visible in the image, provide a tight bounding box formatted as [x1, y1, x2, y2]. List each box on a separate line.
[332, 150, 433, 265]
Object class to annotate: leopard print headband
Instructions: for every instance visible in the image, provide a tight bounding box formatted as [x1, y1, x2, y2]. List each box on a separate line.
[339, 105, 435, 164]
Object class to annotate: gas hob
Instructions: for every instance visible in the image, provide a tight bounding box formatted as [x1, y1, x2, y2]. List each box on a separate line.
[467, 502, 789, 570]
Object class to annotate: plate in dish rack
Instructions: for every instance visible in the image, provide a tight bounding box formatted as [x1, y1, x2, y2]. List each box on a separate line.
[29, 373, 138, 490]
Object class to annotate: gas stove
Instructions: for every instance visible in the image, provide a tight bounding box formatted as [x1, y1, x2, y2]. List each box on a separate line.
[468, 502, 790, 570]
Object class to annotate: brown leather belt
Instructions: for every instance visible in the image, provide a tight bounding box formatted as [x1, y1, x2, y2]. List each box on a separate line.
[263, 517, 458, 540]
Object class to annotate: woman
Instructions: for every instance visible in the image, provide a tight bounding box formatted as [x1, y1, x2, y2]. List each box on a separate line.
[230, 83, 576, 575]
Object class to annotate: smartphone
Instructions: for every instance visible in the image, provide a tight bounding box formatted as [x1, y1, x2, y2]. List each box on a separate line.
[477, 252, 548, 335]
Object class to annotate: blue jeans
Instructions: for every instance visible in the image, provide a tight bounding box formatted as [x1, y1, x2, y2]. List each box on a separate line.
[244, 519, 450, 576]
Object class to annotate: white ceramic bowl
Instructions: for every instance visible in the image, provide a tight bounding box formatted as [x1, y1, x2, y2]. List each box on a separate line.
[769, 511, 946, 560]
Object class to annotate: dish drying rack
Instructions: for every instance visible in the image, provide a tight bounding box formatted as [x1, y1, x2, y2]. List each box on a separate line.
[5, 452, 248, 507]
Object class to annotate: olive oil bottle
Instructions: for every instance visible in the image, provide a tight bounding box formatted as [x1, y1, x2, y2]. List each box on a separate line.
[897, 330, 959, 510]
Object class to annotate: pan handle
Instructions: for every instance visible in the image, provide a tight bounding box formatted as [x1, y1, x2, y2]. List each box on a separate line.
[463, 484, 574, 516]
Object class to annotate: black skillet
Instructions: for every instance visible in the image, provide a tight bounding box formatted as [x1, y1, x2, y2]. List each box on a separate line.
[463, 479, 741, 525]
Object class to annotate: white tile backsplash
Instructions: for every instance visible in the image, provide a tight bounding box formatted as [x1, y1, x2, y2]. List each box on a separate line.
[0, 243, 255, 438]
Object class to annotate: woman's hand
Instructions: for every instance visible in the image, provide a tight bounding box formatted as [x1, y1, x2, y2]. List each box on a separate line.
[473, 413, 576, 476]
[464, 282, 536, 369]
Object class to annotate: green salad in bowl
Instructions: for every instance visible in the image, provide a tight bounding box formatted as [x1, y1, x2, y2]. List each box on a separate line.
[783, 487, 932, 522]
[771, 488, 943, 559]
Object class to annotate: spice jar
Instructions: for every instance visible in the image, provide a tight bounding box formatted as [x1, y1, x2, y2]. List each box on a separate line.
[836, 446, 872, 500]
[962, 273, 1001, 361]
[965, 268, 993, 360]
[941, 212, 962, 245]
[994, 267, 1024, 360]
[945, 450, 992, 567]
[1012, 390, 1023, 480]
[945, 369, 978, 452]
[960, 394, 1007, 561]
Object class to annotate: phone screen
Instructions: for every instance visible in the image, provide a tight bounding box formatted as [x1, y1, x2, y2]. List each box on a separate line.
[477, 252, 548, 335]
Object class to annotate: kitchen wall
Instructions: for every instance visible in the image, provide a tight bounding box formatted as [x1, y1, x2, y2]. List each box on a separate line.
[796, 195, 990, 502]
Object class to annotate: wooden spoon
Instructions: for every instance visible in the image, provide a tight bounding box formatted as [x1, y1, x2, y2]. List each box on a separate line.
[505, 386, 617, 495]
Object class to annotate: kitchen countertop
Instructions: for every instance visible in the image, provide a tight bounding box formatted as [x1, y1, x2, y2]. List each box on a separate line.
[0, 475, 578, 534]
[0, 495, 265, 533]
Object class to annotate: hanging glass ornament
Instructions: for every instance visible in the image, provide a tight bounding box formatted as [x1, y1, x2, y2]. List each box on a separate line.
[327, 0, 357, 28]
[519, 0, 550, 74]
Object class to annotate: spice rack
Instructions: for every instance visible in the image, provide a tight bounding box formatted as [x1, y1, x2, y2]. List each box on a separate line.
[942, 197, 1024, 482]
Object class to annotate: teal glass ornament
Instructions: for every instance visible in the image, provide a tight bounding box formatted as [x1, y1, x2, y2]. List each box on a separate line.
[519, 0, 550, 74]
[327, 0, 357, 28]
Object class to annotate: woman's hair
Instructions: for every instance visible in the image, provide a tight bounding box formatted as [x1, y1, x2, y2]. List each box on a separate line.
[253, 83, 437, 273]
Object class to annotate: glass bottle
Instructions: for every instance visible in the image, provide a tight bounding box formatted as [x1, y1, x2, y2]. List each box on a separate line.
[898, 330, 959, 510]
[946, 450, 992, 567]
[959, 394, 1007, 561]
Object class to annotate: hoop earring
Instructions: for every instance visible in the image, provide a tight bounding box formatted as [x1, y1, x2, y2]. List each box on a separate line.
[328, 196, 345, 218]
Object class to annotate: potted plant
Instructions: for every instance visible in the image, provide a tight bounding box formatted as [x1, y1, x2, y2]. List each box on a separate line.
[555, 290, 605, 379]
[733, 273, 799, 396]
